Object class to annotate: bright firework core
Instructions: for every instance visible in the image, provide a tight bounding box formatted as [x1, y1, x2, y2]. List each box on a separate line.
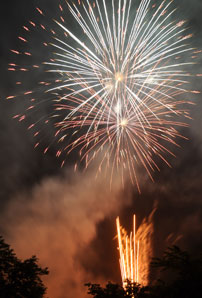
[120, 118, 128, 127]
[115, 72, 124, 82]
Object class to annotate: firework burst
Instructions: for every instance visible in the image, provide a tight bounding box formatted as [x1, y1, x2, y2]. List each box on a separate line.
[10, 0, 200, 190]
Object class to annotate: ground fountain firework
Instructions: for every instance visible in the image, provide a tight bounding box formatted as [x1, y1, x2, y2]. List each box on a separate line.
[116, 215, 139, 287]
[9, 0, 200, 190]
[116, 212, 154, 287]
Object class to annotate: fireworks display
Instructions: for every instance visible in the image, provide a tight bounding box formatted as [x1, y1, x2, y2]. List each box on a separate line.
[3, 0, 202, 295]
[116, 212, 154, 287]
[10, 0, 200, 190]
[116, 215, 139, 287]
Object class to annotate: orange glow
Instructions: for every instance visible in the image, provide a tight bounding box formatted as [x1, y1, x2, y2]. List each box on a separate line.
[120, 118, 128, 127]
[115, 72, 124, 82]
[116, 212, 155, 287]
[116, 215, 139, 288]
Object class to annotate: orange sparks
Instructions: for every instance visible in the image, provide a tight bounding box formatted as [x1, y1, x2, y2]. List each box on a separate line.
[24, 91, 33, 95]
[23, 26, 29, 31]
[11, 50, 20, 55]
[176, 20, 186, 27]
[116, 212, 155, 287]
[6, 96, 16, 100]
[18, 36, 27, 42]
[182, 34, 193, 40]
[44, 147, 49, 154]
[29, 21, 36, 27]
[192, 90, 201, 94]
[36, 7, 44, 15]
[116, 215, 139, 288]
[27, 106, 34, 110]
[56, 150, 61, 157]
[28, 124, 35, 130]
[74, 163, 77, 171]
[40, 24, 46, 30]
[19, 115, 25, 121]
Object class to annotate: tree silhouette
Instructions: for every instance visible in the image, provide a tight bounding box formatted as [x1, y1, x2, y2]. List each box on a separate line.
[0, 236, 48, 298]
[151, 246, 202, 298]
[86, 246, 202, 298]
[85, 281, 150, 298]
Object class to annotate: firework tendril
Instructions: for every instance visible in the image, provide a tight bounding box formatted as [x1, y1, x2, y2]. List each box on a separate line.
[11, 0, 201, 191]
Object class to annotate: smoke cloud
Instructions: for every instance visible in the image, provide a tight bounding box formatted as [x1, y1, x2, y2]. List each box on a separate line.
[0, 167, 132, 298]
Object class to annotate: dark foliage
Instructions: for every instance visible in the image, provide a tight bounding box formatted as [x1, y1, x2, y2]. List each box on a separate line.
[85, 281, 150, 298]
[151, 245, 202, 298]
[0, 236, 48, 298]
[86, 246, 202, 298]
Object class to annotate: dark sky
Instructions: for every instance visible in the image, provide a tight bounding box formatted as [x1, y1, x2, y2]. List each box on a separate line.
[0, 0, 202, 297]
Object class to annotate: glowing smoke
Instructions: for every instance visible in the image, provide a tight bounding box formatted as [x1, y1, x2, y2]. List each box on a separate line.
[0, 167, 131, 298]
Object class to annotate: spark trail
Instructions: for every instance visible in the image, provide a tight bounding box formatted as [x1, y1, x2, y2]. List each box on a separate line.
[116, 212, 155, 287]
[9, 0, 200, 190]
[116, 215, 139, 287]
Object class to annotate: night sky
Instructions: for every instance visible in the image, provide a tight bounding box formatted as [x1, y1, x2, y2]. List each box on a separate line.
[1, 0, 202, 297]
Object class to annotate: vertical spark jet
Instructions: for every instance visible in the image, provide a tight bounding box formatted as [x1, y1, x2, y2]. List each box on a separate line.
[116, 215, 139, 288]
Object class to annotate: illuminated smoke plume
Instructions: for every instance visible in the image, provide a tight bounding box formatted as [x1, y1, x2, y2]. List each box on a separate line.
[0, 168, 131, 298]
[136, 208, 156, 285]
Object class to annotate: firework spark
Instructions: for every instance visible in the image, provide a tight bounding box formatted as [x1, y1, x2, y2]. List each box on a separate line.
[116, 211, 155, 287]
[10, 0, 200, 190]
[116, 215, 139, 287]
